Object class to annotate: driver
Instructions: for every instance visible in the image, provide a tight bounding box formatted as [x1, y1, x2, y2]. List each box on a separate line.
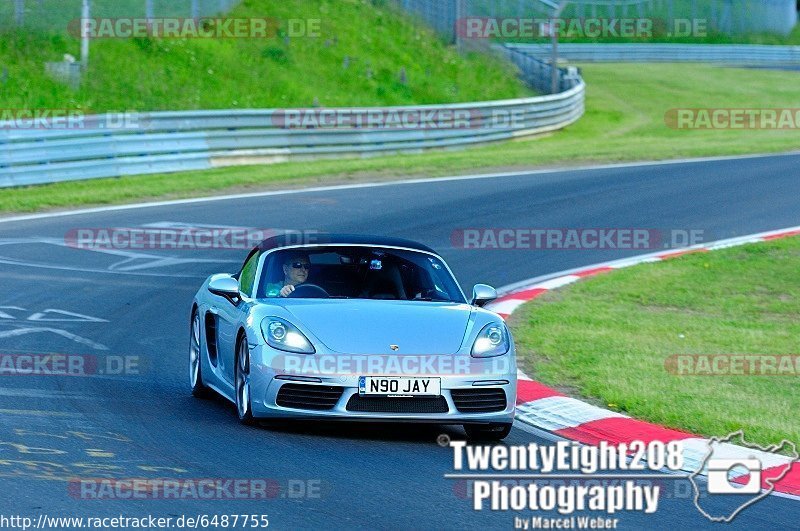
[265, 252, 311, 297]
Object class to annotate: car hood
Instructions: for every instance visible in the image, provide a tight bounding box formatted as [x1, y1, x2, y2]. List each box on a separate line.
[282, 300, 473, 355]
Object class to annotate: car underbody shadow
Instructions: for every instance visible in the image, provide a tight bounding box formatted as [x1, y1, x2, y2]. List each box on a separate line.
[253, 418, 465, 444]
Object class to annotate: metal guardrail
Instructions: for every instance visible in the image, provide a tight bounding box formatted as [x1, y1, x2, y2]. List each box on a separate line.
[504, 43, 800, 65]
[0, 52, 585, 188]
[498, 45, 583, 95]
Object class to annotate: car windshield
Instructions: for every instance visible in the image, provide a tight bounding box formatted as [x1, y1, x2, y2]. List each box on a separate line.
[257, 246, 465, 302]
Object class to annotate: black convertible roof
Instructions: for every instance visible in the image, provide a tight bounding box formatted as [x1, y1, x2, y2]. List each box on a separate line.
[251, 233, 438, 256]
[237, 233, 440, 275]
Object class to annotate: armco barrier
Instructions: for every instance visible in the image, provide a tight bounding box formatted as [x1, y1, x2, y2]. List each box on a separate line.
[0, 49, 584, 188]
[504, 43, 800, 65]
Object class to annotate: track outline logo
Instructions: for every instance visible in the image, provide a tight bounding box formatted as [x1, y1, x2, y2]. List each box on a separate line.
[689, 430, 799, 522]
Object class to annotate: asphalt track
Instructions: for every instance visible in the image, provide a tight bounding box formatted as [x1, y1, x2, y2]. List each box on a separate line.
[0, 153, 798, 529]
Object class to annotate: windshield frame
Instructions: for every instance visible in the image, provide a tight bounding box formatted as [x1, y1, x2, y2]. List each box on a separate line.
[253, 243, 468, 303]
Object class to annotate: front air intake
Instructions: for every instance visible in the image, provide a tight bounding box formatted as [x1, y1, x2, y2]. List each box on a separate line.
[451, 388, 507, 413]
[276, 384, 344, 410]
[346, 395, 449, 413]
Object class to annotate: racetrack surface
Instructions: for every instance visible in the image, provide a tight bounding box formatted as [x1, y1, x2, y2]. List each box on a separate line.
[0, 153, 799, 529]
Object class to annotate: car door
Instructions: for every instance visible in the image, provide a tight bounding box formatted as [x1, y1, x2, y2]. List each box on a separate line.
[210, 294, 243, 387]
[214, 251, 260, 386]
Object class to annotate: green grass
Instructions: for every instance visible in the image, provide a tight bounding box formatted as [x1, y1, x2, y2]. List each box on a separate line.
[0, 0, 531, 112]
[509, 236, 800, 447]
[2, 62, 799, 214]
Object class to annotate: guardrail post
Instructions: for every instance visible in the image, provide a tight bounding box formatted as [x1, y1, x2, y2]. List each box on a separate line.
[550, 1, 568, 95]
[81, 0, 90, 70]
[14, 0, 24, 25]
[455, 0, 465, 49]
[709, 1, 717, 31]
[720, 0, 731, 34]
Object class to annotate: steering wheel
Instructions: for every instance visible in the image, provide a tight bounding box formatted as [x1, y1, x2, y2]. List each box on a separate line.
[416, 288, 448, 301]
[288, 283, 330, 298]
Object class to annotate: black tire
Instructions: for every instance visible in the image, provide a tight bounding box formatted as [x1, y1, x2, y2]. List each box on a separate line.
[190, 310, 211, 398]
[464, 423, 513, 441]
[235, 335, 256, 425]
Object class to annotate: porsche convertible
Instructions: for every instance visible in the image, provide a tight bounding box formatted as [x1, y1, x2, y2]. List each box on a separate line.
[189, 233, 517, 440]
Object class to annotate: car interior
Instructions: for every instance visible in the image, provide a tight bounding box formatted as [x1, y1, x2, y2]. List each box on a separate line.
[259, 248, 452, 300]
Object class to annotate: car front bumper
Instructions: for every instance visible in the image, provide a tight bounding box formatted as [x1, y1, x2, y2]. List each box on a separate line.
[249, 346, 517, 425]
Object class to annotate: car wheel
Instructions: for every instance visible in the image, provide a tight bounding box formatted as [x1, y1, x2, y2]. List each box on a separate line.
[190, 311, 211, 398]
[464, 423, 512, 441]
[235, 336, 256, 425]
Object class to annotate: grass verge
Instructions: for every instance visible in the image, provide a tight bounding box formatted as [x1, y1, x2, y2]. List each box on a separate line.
[3, 62, 799, 214]
[509, 236, 800, 447]
[0, 0, 530, 111]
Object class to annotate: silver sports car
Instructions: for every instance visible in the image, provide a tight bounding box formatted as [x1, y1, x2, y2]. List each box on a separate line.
[189, 234, 517, 440]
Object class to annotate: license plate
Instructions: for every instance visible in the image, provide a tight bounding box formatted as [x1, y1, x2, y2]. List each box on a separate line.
[358, 376, 441, 397]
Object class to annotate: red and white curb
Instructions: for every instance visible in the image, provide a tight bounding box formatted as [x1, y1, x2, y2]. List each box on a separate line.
[486, 225, 800, 496]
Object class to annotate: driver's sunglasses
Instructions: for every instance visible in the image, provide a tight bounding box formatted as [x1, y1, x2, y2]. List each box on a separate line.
[291, 262, 311, 270]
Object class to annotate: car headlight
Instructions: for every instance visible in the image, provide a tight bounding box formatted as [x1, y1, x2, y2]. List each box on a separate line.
[471, 322, 510, 358]
[261, 317, 315, 354]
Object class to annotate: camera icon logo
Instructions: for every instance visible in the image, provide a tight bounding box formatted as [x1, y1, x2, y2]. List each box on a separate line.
[706, 458, 762, 495]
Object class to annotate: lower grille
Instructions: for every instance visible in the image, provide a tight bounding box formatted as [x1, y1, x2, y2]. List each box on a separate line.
[346, 395, 449, 413]
[276, 384, 344, 410]
[451, 388, 507, 413]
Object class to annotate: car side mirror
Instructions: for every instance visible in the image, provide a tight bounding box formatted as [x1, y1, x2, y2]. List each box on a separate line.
[471, 284, 497, 307]
[208, 274, 240, 300]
